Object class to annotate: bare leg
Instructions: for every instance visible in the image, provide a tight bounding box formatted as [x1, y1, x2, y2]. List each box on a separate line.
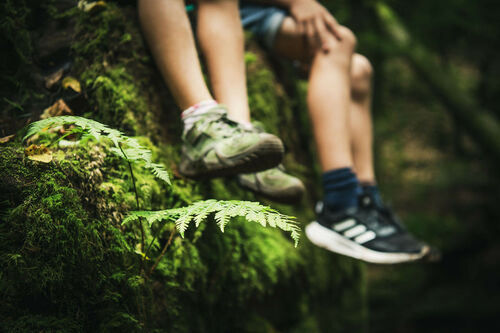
[138, 0, 213, 110]
[197, 0, 251, 124]
[350, 54, 375, 183]
[275, 17, 356, 171]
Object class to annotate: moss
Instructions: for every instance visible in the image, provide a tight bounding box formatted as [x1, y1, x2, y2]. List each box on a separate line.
[71, 2, 172, 142]
[0, 1, 367, 331]
[0, 146, 140, 331]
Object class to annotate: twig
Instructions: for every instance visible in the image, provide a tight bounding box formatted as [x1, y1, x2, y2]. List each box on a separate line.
[148, 228, 176, 277]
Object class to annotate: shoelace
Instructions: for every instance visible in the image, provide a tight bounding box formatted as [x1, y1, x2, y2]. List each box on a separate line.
[354, 201, 402, 237]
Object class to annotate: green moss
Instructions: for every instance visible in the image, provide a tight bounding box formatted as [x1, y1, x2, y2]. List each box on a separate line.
[0, 146, 140, 331]
[0, 1, 367, 331]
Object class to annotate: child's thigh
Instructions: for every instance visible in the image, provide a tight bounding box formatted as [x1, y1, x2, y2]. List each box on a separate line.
[274, 16, 310, 63]
[239, 3, 309, 62]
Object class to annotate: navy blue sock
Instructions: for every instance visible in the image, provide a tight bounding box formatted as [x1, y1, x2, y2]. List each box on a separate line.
[322, 167, 359, 212]
[360, 183, 384, 208]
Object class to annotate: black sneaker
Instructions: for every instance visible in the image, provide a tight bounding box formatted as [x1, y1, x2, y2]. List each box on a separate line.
[359, 188, 437, 262]
[305, 199, 429, 264]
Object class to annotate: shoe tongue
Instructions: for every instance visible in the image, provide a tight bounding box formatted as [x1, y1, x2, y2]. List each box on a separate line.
[204, 105, 228, 118]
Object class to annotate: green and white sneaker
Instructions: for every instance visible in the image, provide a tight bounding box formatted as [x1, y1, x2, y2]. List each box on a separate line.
[237, 165, 305, 203]
[178, 106, 284, 178]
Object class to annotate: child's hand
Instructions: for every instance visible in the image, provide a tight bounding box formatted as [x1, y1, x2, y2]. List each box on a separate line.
[288, 0, 341, 51]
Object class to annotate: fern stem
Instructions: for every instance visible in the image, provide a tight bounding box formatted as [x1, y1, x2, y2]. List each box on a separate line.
[149, 228, 176, 277]
[145, 236, 157, 257]
[118, 142, 145, 253]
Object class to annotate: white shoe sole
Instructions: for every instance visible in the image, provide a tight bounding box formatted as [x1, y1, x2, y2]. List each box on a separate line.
[305, 221, 429, 264]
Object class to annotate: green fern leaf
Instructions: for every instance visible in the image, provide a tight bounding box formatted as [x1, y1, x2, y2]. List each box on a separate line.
[23, 116, 171, 185]
[214, 209, 230, 232]
[123, 200, 301, 246]
[193, 200, 219, 227]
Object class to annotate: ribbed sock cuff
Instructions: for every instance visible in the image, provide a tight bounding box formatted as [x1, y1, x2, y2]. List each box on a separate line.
[322, 167, 359, 212]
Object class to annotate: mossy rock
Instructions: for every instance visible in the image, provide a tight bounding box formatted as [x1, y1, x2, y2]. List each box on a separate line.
[0, 1, 366, 332]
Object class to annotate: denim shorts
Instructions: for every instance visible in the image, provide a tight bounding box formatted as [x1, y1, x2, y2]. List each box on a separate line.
[239, 3, 288, 50]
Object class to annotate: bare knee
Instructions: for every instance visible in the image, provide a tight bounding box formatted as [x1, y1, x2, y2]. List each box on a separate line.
[352, 54, 373, 80]
[320, 26, 357, 66]
[333, 26, 357, 53]
[323, 26, 356, 51]
[351, 54, 373, 98]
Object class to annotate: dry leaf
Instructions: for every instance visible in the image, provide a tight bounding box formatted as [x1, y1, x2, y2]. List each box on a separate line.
[25, 144, 53, 163]
[41, 99, 73, 119]
[78, 0, 107, 13]
[0, 134, 15, 143]
[25, 144, 47, 156]
[28, 152, 53, 163]
[45, 68, 64, 89]
[62, 76, 81, 93]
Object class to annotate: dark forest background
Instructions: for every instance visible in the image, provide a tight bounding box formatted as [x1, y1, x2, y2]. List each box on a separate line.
[334, 0, 500, 332]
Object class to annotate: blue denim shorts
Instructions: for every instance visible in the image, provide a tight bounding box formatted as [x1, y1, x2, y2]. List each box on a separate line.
[239, 3, 287, 50]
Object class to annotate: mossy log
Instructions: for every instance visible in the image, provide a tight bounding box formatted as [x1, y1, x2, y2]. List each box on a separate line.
[0, 1, 366, 332]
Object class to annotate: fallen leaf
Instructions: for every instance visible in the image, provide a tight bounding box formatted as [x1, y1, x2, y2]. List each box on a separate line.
[62, 76, 81, 93]
[78, 0, 107, 13]
[134, 249, 150, 261]
[25, 144, 53, 163]
[41, 99, 73, 119]
[0, 134, 15, 143]
[28, 152, 53, 163]
[25, 144, 47, 156]
[44, 68, 64, 89]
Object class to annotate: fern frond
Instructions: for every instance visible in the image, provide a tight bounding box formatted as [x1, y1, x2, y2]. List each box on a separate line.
[124, 200, 300, 246]
[24, 116, 170, 185]
[147, 163, 171, 185]
[214, 209, 230, 232]
[193, 200, 220, 227]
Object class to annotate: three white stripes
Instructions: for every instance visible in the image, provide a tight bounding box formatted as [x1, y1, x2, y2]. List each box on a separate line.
[333, 218, 376, 244]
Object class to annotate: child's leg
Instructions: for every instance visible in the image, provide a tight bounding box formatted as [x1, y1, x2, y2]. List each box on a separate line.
[275, 18, 375, 182]
[275, 17, 356, 172]
[197, 0, 251, 124]
[349, 54, 375, 184]
[274, 16, 429, 262]
[138, 0, 213, 110]
[275, 17, 362, 212]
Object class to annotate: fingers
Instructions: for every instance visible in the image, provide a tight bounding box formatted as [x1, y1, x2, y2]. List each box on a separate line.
[294, 8, 341, 53]
[313, 16, 329, 51]
[304, 19, 318, 50]
[322, 12, 341, 40]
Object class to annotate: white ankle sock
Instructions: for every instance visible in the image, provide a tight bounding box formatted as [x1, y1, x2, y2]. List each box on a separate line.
[181, 100, 218, 133]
